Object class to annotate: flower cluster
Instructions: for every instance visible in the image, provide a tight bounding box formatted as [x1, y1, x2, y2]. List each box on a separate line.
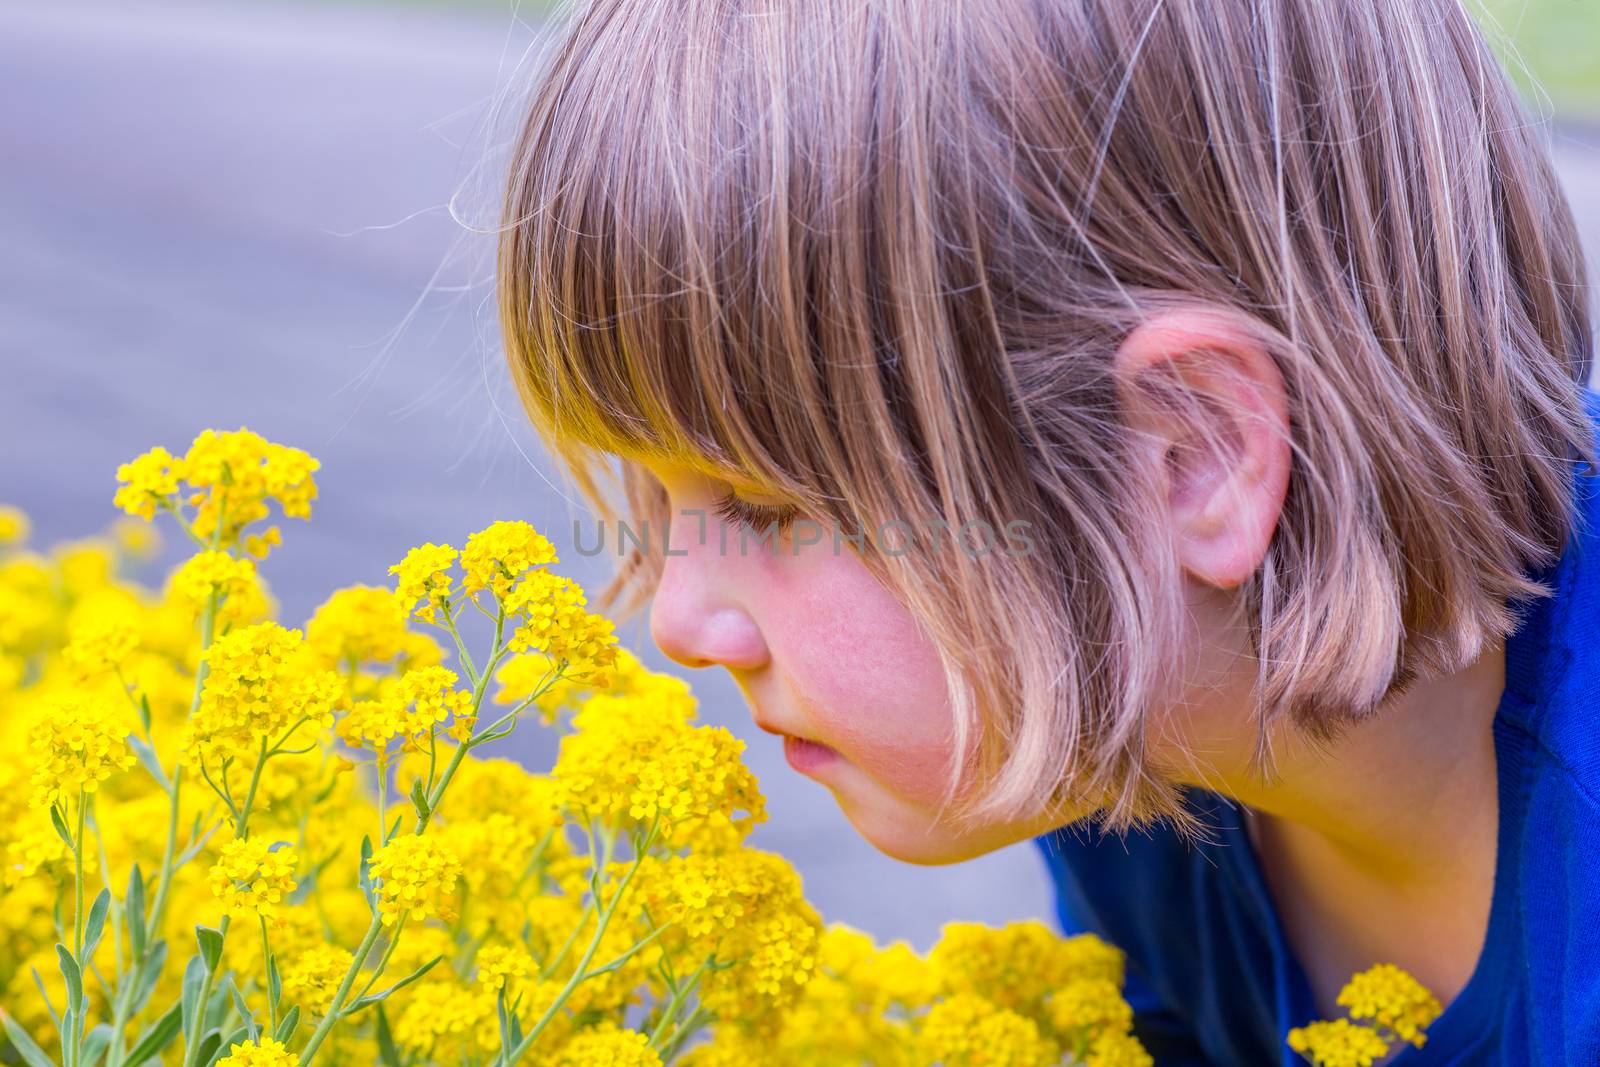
[368, 833, 463, 926]
[215, 1037, 298, 1067]
[1289, 963, 1444, 1066]
[389, 543, 458, 624]
[281, 944, 354, 1015]
[460, 520, 558, 599]
[187, 621, 342, 765]
[553, 694, 765, 846]
[337, 666, 475, 755]
[114, 427, 318, 555]
[2, 432, 1238, 1067]
[209, 836, 299, 920]
[26, 692, 136, 808]
[918, 992, 1061, 1067]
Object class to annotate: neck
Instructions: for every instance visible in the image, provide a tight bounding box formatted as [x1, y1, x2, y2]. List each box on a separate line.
[1214, 644, 1504, 886]
[1171, 640, 1507, 1011]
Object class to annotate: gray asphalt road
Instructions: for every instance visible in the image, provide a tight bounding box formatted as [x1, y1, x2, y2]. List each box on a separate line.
[3, 0, 1598, 951]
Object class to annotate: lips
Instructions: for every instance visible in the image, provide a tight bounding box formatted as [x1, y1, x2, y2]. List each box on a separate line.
[782, 734, 840, 775]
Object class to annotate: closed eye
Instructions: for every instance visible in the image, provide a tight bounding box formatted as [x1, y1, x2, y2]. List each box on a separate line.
[710, 489, 800, 534]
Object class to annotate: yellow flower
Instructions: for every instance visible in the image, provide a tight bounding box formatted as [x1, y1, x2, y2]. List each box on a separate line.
[166, 550, 272, 626]
[337, 666, 474, 754]
[930, 921, 1123, 1016]
[113, 446, 182, 520]
[208, 836, 298, 920]
[280, 944, 353, 1015]
[181, 428, 320, 546]
[112, 517, 161, 559]
[188, 622, 342, 765]
[304, 585, 411, 668]
[214, 1037, 297, 1067]
[26, 693, 136, 808]
[632, 849, 821, 1028]
[1048, 978, 1136, 1044]
[393, 980, 498, 1060]
[503, 572, 620, 683]
[552, 695, 765, 844]
[368, 834, 462, 926]
[551, 1025, 662, 1067]
[0, 505, 30, 547]
[1287, 1018, 1393, 1067]
[474, 943, 535, 992]
[1085, 1030, 1155, 1067]
[460, 520, 558, 600]
[243, 525, 282, 560]
[917, 993, 1059, 1067]
[389, 543, 458, 624]
[62, 612, 140, 678]
[1335, 963, 1442, 1048]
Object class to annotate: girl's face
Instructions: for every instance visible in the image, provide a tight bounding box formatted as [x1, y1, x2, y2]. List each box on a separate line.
[637, 458, 1064, 865]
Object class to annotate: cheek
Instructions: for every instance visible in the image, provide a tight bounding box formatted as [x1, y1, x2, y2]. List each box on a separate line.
[750, 546, 956, 803]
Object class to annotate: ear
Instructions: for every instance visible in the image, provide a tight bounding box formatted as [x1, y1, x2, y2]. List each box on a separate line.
[1112, 307, 1291, 589]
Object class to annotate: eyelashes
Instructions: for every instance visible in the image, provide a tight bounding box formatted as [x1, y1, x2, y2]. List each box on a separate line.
[710, 489, 801, 534]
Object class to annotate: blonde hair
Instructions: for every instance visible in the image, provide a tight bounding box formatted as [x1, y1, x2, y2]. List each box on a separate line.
[497, 0, 1597, 832]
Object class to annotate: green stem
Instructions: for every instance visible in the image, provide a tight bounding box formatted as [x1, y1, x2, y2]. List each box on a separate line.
[350, 914, 407, 1004]
[67, 795, 86, 1067]
[261, 917, 279, 1034]
[506, 825, 656, 1064]
[236, 735, 270, 839]
[296, 916, 383, 1065]
[647, 960, 708, 1049]
[658, 1006, 713, 1061]
[180, 914, 229, 1067]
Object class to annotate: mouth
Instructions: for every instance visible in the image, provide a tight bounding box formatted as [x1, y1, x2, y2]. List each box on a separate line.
[752, 713, 841, 775]
[781, 734, 841, 776]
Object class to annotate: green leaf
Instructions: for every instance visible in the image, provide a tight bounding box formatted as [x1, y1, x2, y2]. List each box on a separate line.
[126, 733, 171, 793]
[27, 967, 60, 1033]
[196, 925, 223, 972]
[375, 1004, 402, 1067]
[286, 868, 317, 906]
[204, 1027, 248, 1067]
[273, 1006, 300, 1045]
[121, 1000, 183, 1067]
[83, 889, 112, 964]
[358, 836, 377, 913]
[56, 944, 83, 1009]
[224, 977, 257, 1043]
[180, 954, 207, 1047]
[1, 1011, 56, 1067]
[81, 1023, 113, 1067]
[130, 940, 168, 1016]
[348, 955, 444, 1012]
[266, 954, 282, 1016]
[193, 1028, 222, 1067]
[175, 819, 223, 869]
[127, 864, 148, 957]
[49, 804, 76, 852]
[409, 779, 430, 820]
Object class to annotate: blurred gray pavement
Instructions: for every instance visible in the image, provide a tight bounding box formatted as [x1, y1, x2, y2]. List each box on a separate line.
[3, 0, 1599, 950]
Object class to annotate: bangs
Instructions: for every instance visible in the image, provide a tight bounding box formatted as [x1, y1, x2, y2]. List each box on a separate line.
[496, 0, 915, 520]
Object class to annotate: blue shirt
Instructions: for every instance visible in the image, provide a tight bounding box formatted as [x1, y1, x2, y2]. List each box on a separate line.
[1035, 409, 1600, 1065]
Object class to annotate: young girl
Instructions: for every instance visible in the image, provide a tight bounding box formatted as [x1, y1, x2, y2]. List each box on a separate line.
[494, 0, 1599, 1062]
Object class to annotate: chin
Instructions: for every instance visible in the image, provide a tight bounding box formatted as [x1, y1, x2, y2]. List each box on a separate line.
[838, 800, 1002, 866]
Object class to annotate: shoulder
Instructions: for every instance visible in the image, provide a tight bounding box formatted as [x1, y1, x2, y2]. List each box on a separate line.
[1499, 388, 1600, 800]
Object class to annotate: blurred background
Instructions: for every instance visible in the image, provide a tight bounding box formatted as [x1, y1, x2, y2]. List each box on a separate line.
[2, 0, 1597, 950]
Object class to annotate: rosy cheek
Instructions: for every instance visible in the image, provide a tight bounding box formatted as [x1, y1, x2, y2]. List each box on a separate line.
[752, 545, 956, 804]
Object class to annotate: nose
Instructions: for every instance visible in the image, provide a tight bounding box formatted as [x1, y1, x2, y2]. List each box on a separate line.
[648, 520, 769, 672]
